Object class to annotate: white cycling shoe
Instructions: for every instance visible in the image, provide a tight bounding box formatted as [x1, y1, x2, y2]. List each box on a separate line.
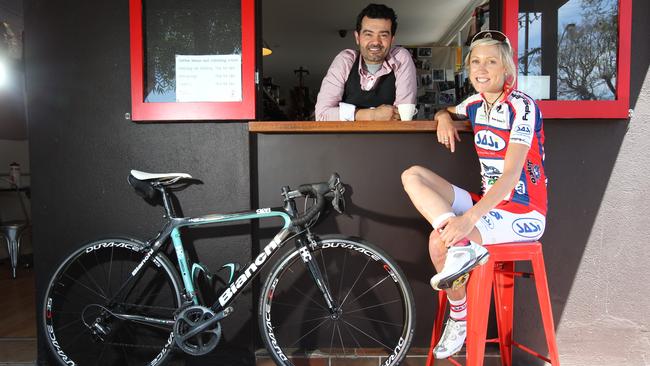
[433, 318, 467, 359]
[430, 241, 489, 291]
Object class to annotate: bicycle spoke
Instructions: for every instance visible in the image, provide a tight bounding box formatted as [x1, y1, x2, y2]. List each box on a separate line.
[107, 246, 115, 297]
[344, 314, 405, 328]
[284, 279, 329, 312]
[342, 319, 393, 352]
[53, 317, 85, 332]
[62, 273, 109, 301]
[77, 259, 108, 299]
[337, 249, 349, 304]
[269, 301, 324, 312]
[328, 319, 336, 355]
[94, 250, 111, 300]
[339, 257, 371, 307]
[336, 322, 346, 356]
[345, 274, 391, 306]
[345, 298, 402, 314]
[289, 317, 330, 347]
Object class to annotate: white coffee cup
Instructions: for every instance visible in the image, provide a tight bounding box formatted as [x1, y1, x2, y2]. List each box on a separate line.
[398, 104, 418, 121]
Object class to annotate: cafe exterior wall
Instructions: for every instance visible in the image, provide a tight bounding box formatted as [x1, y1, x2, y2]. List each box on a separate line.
[551, 56, 650, 365]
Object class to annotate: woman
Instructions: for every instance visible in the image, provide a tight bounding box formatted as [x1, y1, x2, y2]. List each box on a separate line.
[401, 30, 547, 359]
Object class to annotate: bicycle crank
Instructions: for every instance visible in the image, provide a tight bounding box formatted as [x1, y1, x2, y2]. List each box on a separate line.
[173, 305, 232, 355]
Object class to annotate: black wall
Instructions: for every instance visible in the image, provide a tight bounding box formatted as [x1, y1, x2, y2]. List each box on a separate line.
[26, 0, 649, 365]
[25, 0, 253, 364]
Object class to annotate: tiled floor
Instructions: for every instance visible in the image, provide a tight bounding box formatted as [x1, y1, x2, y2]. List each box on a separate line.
[0, 261, 37, 366]
[0, 262, 504, 365]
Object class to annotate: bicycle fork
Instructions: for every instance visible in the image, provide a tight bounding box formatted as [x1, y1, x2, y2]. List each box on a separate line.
[298, 234, 340, 317]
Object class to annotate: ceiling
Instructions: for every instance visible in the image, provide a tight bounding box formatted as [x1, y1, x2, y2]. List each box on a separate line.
[262, 0, 480, 103]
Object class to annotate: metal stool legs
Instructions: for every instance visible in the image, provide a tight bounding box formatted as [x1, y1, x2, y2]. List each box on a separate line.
[426, 241, 560, 366]
[1, 221, 27, 278]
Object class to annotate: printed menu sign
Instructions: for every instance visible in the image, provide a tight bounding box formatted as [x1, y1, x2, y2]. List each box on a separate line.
[175, 55, 242, 102]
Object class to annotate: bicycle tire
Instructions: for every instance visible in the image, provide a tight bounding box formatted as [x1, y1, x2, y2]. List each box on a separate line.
[259, 235, 415, 365]
[43, 238, 183, 366]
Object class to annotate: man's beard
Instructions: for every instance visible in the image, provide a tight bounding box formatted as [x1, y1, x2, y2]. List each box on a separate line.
[361, 45, 387, 64]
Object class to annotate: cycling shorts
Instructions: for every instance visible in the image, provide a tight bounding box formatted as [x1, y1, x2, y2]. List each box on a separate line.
[451, 185, 546, 245]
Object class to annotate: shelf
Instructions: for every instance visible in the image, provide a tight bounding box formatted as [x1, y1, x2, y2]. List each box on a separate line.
[248, 120, 471, 133]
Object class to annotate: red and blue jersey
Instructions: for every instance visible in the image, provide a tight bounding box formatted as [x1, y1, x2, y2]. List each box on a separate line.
[456, 89, 547, 215]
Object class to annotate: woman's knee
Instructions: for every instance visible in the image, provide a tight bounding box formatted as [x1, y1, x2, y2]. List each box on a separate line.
[428, 230, 447, 259]
[401, 165, 427, 187]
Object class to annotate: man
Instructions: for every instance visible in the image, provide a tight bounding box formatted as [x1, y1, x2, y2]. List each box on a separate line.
[315, 4, 417, 121]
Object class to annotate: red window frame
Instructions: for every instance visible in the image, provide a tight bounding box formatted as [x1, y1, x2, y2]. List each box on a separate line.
[129, 0, 256, 121]
[503, 0, 631, 119]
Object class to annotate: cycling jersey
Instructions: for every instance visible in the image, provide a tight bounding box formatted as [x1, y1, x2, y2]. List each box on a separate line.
[456, 89, 547, 215]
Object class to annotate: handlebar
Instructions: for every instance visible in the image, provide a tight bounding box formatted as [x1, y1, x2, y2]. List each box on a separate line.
[290, 173, 345, 227]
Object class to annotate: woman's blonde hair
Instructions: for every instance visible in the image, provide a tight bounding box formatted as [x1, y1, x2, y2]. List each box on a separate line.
[464, 37, 517, 90]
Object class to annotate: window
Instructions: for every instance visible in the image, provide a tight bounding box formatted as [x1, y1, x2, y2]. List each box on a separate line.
[129, 0, 256, 121]
[504, 0, 631, 118]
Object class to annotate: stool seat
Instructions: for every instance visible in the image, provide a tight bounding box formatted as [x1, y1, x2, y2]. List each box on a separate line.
[426, 241, 560, 366]
[0, 220, 28, 279]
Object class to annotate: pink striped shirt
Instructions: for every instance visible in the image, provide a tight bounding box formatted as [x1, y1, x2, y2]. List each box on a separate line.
[315, 47, 417, 121]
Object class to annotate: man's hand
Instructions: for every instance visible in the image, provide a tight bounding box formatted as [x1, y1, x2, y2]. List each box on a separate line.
[355, 105, 399, 121]
[374, 104, 399, 120]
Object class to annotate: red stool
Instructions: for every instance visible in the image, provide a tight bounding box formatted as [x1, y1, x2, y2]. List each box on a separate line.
[425, 241, 560, 366]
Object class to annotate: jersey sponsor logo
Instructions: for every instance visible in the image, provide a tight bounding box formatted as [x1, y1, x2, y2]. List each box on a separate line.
[515, 180, 526, 195]
[512, 218, 544, 238]
[475, 130, 506, 151]
[489, 211, 503, 220]
[515, 125, 531, 135]
[526, 160, 541, 184]
[481, 162, 503, 177]
[481, 215, 495, 229]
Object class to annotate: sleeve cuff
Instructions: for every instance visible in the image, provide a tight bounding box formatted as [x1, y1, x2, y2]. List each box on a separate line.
[339, 102, 356, 121]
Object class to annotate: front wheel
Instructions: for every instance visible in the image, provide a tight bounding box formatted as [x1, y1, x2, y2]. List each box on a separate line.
[43, 238, 183, 366]
[259, 235, 415, 366]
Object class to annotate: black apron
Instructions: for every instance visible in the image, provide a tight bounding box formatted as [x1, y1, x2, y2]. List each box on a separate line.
[341, 53, 396, 109]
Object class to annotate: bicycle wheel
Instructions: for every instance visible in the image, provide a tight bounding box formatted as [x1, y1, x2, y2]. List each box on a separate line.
[259, 235, 415, 365]
[43, 238, 183, 366]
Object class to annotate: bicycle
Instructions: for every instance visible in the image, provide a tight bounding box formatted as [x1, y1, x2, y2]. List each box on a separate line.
[43, 170, 416, 366]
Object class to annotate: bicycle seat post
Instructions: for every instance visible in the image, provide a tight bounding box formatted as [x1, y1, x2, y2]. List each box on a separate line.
[158, 185, 177, 218]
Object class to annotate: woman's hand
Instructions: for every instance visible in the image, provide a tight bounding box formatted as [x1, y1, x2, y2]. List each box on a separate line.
[435, 110, 461, 152]
[438, 215, 476, 247]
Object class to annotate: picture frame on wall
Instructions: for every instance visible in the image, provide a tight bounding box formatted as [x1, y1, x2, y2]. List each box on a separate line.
[417, 47, 432, 57]
[432, 69, 445, 81]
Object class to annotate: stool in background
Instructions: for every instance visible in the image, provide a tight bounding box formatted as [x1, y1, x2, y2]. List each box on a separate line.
[1, 220, 28, 278]
[426, 241, 560, 366]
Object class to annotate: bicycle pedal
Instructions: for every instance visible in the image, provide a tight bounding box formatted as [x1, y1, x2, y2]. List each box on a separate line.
[451, 273, 469, 290]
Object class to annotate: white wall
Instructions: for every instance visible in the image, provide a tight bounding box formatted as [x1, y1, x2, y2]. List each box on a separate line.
[554, 71, 650, 364]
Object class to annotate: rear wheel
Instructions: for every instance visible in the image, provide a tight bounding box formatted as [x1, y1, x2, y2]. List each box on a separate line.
[43, 238, 183, 366]
[259, 235, 415, 365]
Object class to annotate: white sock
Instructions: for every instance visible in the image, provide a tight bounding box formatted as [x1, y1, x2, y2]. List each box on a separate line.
[432, 212, 455, 230]
[449, 295, 467, 321]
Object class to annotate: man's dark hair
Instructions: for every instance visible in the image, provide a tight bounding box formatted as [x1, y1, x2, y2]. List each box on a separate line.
[356, 4, 398, 35]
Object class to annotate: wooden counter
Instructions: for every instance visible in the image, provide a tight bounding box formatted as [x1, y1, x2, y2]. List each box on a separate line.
[248, 120, 471, 133]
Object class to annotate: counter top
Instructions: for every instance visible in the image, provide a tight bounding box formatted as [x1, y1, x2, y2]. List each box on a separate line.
[248, 120, 471, 133]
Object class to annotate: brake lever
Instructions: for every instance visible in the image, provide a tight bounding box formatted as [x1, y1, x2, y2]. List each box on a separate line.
[330, 178, 346, 214]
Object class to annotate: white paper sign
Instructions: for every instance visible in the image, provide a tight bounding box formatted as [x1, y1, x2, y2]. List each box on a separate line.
[175, 54, 242, 102]
[517, 75, 550, 100]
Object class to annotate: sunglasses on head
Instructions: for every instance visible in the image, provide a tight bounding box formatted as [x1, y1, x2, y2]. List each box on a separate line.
[471, 30, 512, 48]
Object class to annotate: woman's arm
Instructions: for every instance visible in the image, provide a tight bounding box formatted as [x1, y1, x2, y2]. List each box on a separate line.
[435, 108, 463, 152]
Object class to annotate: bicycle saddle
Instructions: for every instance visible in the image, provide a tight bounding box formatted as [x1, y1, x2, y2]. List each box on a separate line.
[130, 170, 192, 183]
